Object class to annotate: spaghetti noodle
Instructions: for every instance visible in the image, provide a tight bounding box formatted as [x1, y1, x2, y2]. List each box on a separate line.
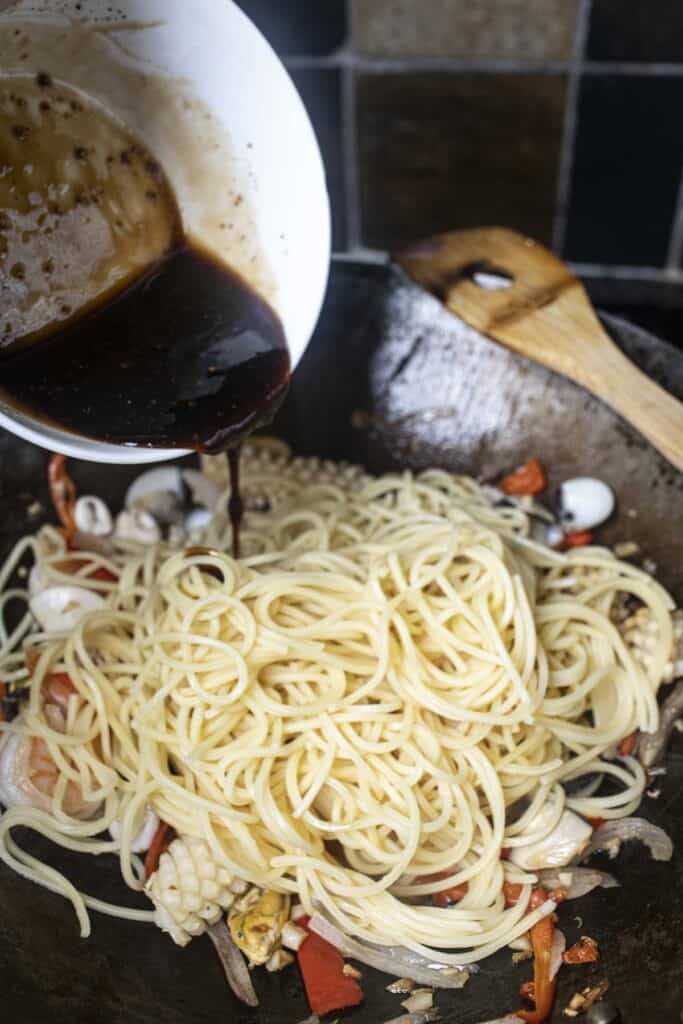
[0, 447, 675, 970]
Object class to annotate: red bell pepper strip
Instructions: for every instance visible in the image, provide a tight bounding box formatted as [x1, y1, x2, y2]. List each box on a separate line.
[89, 566, 118, 583]
[432, 882, 469, 907]
[503, 880, 524, 907]
[417, 869, 469, 907]
[619, 731, 637, 756]
[501, 459, 547, 496]
[559, 530, 593, 551]
[145, 821, 174, 878]
[297, 916, 363, 1016]
[517, 887, 557, 1024]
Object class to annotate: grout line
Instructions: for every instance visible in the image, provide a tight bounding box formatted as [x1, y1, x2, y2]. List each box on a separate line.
[585, 60, 683, 76]
[285, 55, 683, 76]
[340, 0, 361, 251]
[569, 262, 683, 281]
[665, 164, 683, 270]
[551, 0, 592, 255]
[285, 54, 571, 73]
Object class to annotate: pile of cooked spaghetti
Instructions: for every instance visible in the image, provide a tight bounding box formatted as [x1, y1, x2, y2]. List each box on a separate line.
[0, 443, 677, 1013]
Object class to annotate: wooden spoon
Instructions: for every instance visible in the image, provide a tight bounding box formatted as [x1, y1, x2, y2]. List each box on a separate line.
[397, 227, 683, 473]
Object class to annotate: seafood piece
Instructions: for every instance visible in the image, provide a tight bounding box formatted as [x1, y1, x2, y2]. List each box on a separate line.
[125, 468, 221, 525]
[510, 808, 592, 871]
[145, 835, 242, 946]
[74, 496, 113, 537]
[115, 509, 161, 545]
[228, 889, 290, 965]
[558, 478, 615, 532]
[30, 585, 106, 633]
[0, 725, 98, 819]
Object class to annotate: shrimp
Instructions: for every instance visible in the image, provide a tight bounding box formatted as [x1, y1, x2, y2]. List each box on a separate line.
[0, 729, 97, 818]
[0, 672, 99, 819]
[48, 453, 77, 538]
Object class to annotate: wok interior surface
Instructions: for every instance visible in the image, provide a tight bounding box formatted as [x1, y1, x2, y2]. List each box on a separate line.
[0, 261, 681, 1023]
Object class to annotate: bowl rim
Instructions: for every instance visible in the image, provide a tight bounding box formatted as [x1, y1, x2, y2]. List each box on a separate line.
[0, 0, 331, 465]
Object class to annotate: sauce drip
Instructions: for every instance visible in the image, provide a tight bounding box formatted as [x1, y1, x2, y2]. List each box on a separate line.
[228, 447, 243, 559]
[0, 245, 290, 453]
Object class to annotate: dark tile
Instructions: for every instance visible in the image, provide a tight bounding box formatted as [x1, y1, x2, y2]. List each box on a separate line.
[352, 0, 579, 59]
[584, 276, 683, 350]
[288, 69, 347, 250]
[356, 73, 566, 251]
[587, 0, 683, 62]
[564, 76, 683, 267]
[236, 0, 346, 56]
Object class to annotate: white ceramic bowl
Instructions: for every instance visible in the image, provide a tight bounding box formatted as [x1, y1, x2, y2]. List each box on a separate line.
[0, 0, 331, 463]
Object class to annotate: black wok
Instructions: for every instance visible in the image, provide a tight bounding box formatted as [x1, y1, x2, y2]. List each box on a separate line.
[0, 259, 681, 1023]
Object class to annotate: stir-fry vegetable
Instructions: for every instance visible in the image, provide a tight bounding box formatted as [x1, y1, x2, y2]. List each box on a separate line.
[208, 920, 259, 1008]
[559, 530, 594, 551]
[297, 916, 363, 1016]
[563, 937, 599, 965]
[618, 732, 637, 756]
[145, 821, 174, 879]
[582, 818, 673, 862]
[517, 888, 556, 1024]
[432, 882, 469, 907]
[501, 459, 547, 496]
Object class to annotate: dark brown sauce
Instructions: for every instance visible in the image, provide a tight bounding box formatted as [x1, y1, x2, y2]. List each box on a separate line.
[0, 243, 291, 454]
[0, 76, 289, 550]
[228, 447, 244, 559]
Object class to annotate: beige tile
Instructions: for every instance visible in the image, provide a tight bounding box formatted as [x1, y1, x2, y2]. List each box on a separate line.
[352, 0, 579, 60]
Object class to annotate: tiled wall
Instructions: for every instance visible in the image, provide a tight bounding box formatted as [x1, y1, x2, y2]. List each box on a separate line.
[236, 0, 683, 287]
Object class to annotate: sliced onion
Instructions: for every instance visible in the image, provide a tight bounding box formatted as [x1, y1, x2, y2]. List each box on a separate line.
[473, 1017, 524, 1024]
[582, 818, 673, 862]
[308, 914, 472, 988]
[549, 928, 566, 981]
[639, 680, 683, 768]
[537, 866, 620, 899]
[402, 990, 433, 1013]
[382, 1012, 440, 1024]
[281, 921, 308, 951]
[207, 920, 259, 1007]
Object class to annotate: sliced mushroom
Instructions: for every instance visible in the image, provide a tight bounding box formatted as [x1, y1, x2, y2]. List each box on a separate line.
[30, 585, 106, 633]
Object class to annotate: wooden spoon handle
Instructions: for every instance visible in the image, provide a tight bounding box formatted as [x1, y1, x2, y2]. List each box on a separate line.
[582, 339, 683, 473]
[398, 228, 683, 473]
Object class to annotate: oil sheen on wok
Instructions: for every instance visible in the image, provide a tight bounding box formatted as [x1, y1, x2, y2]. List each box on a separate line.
[0, 74, 290, 454]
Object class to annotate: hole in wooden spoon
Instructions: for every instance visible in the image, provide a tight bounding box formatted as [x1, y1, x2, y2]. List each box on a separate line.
[469, 263, 513, 290]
